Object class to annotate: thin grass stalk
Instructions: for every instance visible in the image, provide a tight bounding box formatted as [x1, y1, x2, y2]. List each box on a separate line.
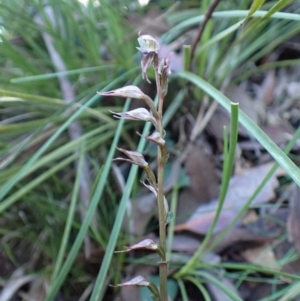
[192, 271, 243, 301]
[176, 103, 239, 277]
[51, 147, 84, 282]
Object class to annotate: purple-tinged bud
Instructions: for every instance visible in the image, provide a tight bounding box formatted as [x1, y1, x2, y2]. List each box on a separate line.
[115, 238, 165, 259]
[114, 148, 148, 168]
[97, 85, 145, 99]
[110, 108, 157, 127]
[110, 276, 160, 299]
[115, 239, 158, 252]
[98, 85, 158, 117]
[158, 57, 171, 98]
[142, 181, 169, 217]
[142, 181, 157, 195]
[111, 275, 150, 287]
[146, 131, 165, 146]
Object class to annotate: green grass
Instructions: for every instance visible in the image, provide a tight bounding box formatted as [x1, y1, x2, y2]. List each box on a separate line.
[1, 0, 300, 300]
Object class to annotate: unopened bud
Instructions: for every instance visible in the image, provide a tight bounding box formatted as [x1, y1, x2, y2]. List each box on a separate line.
[142, 181, 157, 195]
[146, 131, 165, 146]
[115, 238, 165, 259]
[110, 108, 156, 127]
[114, 148, 148, 168]
[111, 276, 160, 299]
[142, 181, 169, 218]
[111, 275, 150, 287]
[158, 57, 171, 98]
[98, 85, 158, 117]
[115, 239, 158, 253]
[98, 85, 145, 99]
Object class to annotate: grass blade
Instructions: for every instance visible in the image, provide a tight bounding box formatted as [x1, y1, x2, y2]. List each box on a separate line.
[175, 71, 300, 187]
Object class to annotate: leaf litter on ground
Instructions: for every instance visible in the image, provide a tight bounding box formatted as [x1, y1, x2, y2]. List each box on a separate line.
[174, 163, 284, 235]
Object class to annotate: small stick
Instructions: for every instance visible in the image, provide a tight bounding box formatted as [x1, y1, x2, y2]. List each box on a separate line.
[190, 0, 221, 69]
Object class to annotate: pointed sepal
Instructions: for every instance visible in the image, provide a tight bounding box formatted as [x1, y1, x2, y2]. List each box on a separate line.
[98, 86, 158, 117]
[115, 239, 158, 252]
[110, 108, 157, 127]
[114, 148, 148, 168]
[142, 181, 169, 219]
[110, 276, 160, 300]
[98, 85, 145, 99]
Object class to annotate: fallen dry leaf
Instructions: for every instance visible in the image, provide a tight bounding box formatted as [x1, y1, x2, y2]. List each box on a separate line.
[247, 283, 283, 301]
[257, 69, 277, 106]
[206, 272, 242, 301]
[287, 184, 300, 254]
[170, 234, 201, 253]
[176, 142, 219, 224]
[0, 268, 37, 301]
[25, 277, 47, 301]
[239, 123, 295, 150]
[274, 238, 300, 275]
[175, 163, 282, 235]
[211, 227, 273, 254]
[241, 244, 280, 270]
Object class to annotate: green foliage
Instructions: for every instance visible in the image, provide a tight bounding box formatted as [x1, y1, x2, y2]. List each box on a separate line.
[1, 0, 300, 300]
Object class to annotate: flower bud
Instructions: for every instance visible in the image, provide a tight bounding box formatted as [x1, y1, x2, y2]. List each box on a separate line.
[98, 85, 158, 117]
[158, 57, 171, 98]
[111, 275, 150, 287]
[111, 276, 160, 299]
[114, 148, 148, 168]
[115, 239, 165, 262]
[110, 108, 156, 127]
[142, 181, 169, 217]
[146, 131, 165, 146]
[98, 85, 145, 99]
[115, 239, 158, 253]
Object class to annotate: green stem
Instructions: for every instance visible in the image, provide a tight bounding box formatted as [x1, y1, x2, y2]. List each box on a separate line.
[157, 159, 168, 301]
[155, 67, 168, 301]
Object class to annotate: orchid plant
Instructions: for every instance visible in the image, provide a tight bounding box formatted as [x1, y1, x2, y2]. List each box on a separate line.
[98, 34, 171, 301]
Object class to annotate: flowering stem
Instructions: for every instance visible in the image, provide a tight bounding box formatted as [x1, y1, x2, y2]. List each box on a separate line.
[155, 70, 168, 301]
[157, 160, 168, 301]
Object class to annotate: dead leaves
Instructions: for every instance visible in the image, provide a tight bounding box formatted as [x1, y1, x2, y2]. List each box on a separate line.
[175, 163, 282, 235]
